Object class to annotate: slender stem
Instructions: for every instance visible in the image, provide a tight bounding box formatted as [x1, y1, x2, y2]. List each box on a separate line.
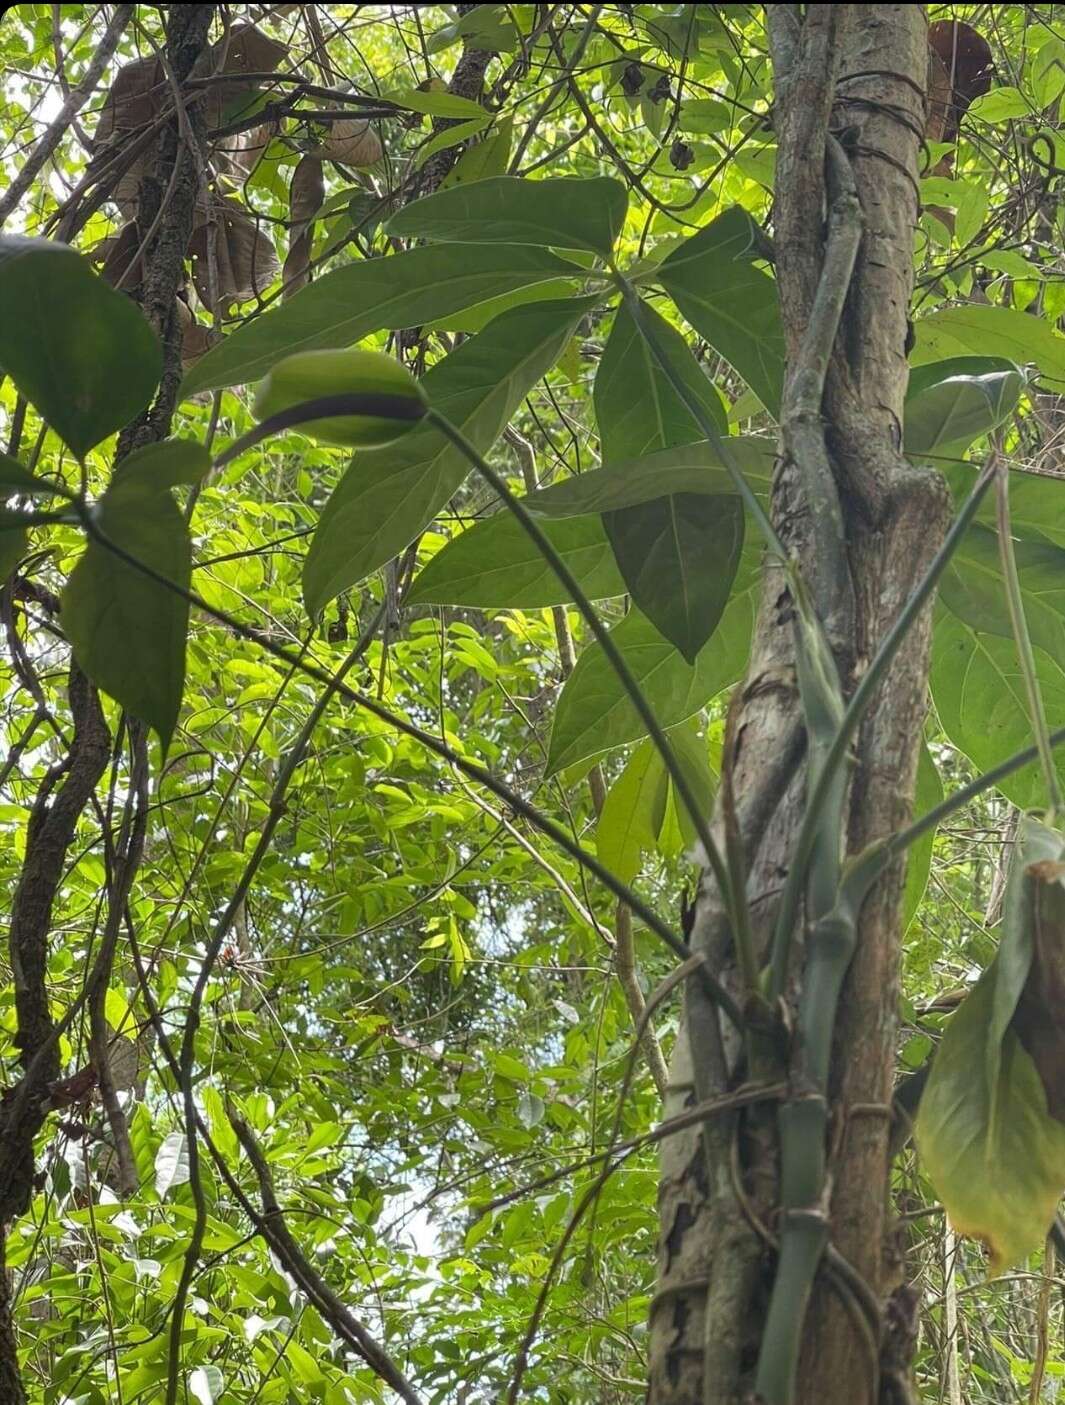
[211, 392, 426, 473]
[76, 507, 744, 1028]
[423, 406, 742, 966]
[767, 456, 997, 999]
[995, 454, 1062, 817]
[889, 724, 1065, 860]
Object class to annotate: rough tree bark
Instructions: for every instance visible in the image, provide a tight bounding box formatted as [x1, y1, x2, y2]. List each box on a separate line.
[649, 9, 946, 1405]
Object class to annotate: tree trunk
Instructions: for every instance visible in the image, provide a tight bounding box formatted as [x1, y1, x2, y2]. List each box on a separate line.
[649, 8, 948, 1404]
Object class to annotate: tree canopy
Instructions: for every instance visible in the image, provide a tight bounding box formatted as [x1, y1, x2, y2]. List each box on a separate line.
[2, 5, 1065, 1403]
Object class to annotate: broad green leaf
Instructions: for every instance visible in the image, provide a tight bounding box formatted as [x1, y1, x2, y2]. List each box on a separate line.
[940, 525, 1065, 672]
[516, 1091, 546, 1129]
[154, 1131, 190, 1197]
[386, 175, 628, 258]
[944, 459, 1065, 552]
[412, 117, 490, 169]
[422, 277, 579, 336]
[913, 305, 1065, 387]
[595, 301, 728, 461]
[655, 207, 785, 417]
[527, 437, 774, 517]
[0, 237, 161, 458]
[407, 513, 624, 607]
[112, 439, 211, 490]
[304, 297, 596, 614]
[904, 363, 1025, 458]
[180, 244, 581, 396]
[0, 528, 26, 581]
[605, 493, 744, 662]
[595, 301, 738, 658]
[596, 741, 669, 884]
[390, 87, 490, 119]
[0, 452, 64, 496]
[968, 86, 1031, 121]
[61, 477, 191, 751]
[442, 115, 515, 188]
[667, 720, 718, 853]
[929, 608, 1065, 809]
[915, 966, 1065, 1274]
[901, 741, 943, 933]
[547, 557, 757, 773]
[917, 819, 1065, 1273]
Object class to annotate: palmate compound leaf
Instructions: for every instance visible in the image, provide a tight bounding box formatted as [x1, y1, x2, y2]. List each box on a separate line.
[916, 818, 1065, 1273]
[303, 296, 597, 616]
[61, 443, 197, 753]
[0, 237, 161, 458]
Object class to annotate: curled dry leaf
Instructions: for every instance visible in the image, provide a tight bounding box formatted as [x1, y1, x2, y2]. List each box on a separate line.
[283, 155, 325, 299]
[190, 197, 280, 312]
[314, 117, 383, 167]
[928, 19, 994, 142]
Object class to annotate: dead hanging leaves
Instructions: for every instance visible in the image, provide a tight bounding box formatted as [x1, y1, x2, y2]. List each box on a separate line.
[90, 22, 385, 363]
[916, 817, 1065, 1274]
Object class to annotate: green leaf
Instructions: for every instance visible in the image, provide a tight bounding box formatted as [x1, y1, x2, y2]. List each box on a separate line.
[0, 237, 161, 458]
[0, 452, 64, 496]
[0, 528, 26, 581]
[111, 439, 211, 490]
[407, 513, 624, 607]
[180, 244, 582, 397]
[916, 819, 1065, 1274]
[667, 720, 718, 853]
[412, 117, 491, 170]
[304, 297, 596, 614]
[968, 86, 1031, 122]
[901, 741, 943, 933]
[943, 459, 1065, 552]
[154, 1131, 190, 1197]
[904, 362, 1025, 458]
[655, 207, 785, 417]
[443, 115, 514, 188]
[516, 1091, 546, 1129]
[390, 87, 491, 119]
[61, 476, 191, 750]
[940, 524, 1065, 672]
[605, 493, 744, 662]
[913, 305, 1065, 388]
[594, 300, 738, 657]
[547, 558, 757, 773]
[929, 609, 1065, 809]
[915, 966, 1065, 1275]
[189, 1366, 224, 1405]
[596, 741, 669, 884]
[526, 437, 774, 517]
[386, 176, 629, 258]
[595, 300, 728, 462]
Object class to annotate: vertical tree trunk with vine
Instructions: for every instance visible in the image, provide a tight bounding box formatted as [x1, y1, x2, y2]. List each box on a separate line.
[650, 9, 945, 1404]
